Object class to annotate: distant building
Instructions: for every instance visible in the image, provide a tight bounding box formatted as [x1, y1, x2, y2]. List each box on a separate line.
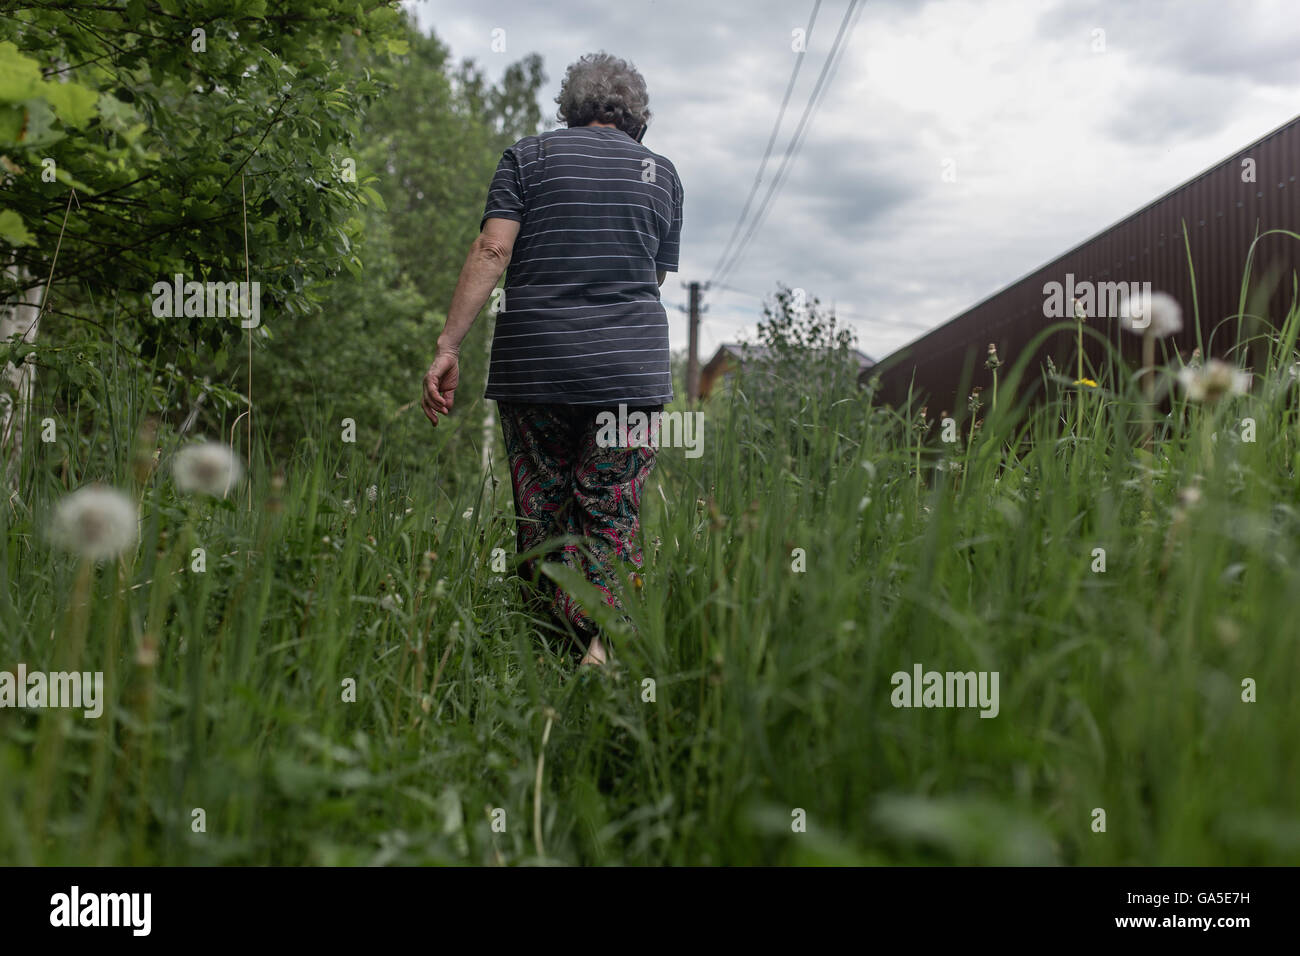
[697, 343, 876, 399]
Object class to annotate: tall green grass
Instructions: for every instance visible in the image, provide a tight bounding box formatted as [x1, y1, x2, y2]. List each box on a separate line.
[2, 295, 1299, 865]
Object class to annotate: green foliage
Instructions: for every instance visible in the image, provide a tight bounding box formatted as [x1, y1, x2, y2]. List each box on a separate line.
[253, 26, 546, 484]
[2, 2, 404, 348]
[3, 286, 1299, 865]
[730, 282, 863, 457]
[0, 40, 99, 149]
[1, 3, 545, 496]
[0, 1, 407, 451]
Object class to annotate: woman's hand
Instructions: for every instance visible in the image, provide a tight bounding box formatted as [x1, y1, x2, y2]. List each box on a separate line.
[422, 349, 460, 426]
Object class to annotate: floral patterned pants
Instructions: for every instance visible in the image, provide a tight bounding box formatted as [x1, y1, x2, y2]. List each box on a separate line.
[497, 401, 660, 641]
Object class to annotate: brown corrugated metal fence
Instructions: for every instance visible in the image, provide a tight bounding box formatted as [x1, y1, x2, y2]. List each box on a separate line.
[871, 114, 1300, 417]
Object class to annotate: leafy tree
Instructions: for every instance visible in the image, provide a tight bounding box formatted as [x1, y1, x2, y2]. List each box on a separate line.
[0, 0, 408, 476]
[253, 24, 547, 488]
[717, 283, 868, 472]
[1, 2, 548, 502]
[740, 283, 861, 407]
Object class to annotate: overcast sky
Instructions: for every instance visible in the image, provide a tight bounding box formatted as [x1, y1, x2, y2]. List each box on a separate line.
[409, 0, 1300, 362]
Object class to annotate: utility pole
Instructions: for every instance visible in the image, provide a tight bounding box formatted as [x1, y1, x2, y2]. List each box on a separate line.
[682, 280, 708, 403]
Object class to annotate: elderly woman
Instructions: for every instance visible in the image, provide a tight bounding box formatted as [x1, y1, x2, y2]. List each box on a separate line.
[422, 52, 683, 667]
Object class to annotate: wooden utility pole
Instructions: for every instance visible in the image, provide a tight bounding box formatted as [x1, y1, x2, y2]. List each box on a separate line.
[685, 280, 703, 403]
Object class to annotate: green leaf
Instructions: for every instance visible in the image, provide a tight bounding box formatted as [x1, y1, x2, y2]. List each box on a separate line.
[15, 100, 60, 147]
[0, 43, 42, 104]
[0, 43, 97, 128]
[0, 209, 34, 246]
[43, 81, 99, 127]
[54, 165, 90, 191]
[0, 105, 23, 145]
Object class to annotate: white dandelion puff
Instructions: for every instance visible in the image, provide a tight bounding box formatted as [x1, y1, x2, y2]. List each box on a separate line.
[1178, 358, 1251, 402]
[367, 484, 378, 503]
[49, 485, 139, 562]
[379, 593, 403, 612]
[1120, 290, 1183, 339]
[173, 441, 243, 497]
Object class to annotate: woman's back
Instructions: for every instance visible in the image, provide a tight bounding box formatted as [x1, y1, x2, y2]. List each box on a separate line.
[481, 125, 683, 406]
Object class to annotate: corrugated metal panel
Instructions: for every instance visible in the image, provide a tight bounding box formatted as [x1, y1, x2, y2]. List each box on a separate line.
[871, 114, 1300, 415]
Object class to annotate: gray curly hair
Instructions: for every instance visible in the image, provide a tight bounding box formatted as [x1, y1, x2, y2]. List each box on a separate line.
[555, 52, 651, 135]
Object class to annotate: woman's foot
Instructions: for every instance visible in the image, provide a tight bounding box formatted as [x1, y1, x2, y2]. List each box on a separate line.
[578, 635, 608, 667]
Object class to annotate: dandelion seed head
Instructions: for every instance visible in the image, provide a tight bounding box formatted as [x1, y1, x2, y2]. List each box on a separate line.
[173, 441, 242, 497]
[1178, 359, 1250, 402]
[1120, 290, 1183, 339]
[49, 485, 139, 562]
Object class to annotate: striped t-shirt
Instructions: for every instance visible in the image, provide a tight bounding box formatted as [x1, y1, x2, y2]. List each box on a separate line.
[480, 125, 683, 405]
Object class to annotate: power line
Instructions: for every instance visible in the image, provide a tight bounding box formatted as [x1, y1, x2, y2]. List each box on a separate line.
[830, 304, 931, 330]
[712, 281, 931, 331]
[715, 0, 865, 287]
[713, 0, 866, 289]
[710, 281, 763, 299]
[707, 0, 823, 284]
